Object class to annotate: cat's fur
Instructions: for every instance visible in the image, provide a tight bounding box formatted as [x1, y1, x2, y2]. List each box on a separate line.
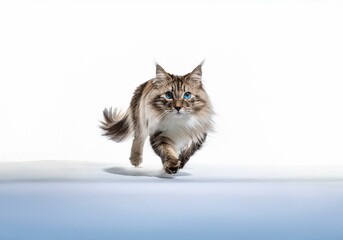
[100, 63, 214, 174]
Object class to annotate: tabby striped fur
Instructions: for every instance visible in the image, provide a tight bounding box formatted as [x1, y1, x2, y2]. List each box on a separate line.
[100, 63, 214, 174]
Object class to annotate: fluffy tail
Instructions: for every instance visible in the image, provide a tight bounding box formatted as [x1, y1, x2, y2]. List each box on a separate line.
[100, 107, 132, 142]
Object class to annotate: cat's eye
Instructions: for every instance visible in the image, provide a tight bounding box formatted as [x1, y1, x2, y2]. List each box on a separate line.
[165, 91, 174, 99]
[183, 92, 192, 99]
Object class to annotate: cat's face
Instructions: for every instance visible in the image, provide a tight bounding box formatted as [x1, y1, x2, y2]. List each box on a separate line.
[149, 64, 211, 119]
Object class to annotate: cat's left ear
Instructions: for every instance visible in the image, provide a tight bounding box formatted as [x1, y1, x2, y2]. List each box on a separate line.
[186, 61, 204, 85]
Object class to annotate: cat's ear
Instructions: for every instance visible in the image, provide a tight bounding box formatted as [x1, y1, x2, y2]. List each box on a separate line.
[186, 61, 204, 85]
[153, 64, 170, 86]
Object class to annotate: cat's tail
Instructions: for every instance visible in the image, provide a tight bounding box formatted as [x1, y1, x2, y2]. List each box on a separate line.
[100, 107, 133, 142]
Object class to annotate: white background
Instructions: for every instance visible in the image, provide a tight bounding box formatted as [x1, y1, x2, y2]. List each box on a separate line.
[1, 0, 343, 167]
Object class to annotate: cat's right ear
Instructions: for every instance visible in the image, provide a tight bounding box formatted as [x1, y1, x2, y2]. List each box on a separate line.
[153, 64, 170, 87]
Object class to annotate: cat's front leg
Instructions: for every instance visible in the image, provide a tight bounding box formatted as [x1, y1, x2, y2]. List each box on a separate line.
[162, 157, 181, 174]
[130, 136, 146, 167]
[150, 131, 181, 174]
[179, 133, 207, 169]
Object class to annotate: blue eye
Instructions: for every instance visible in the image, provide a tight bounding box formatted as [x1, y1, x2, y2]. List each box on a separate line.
[183, 92, 192, 99]
[165, 91, 173, 99]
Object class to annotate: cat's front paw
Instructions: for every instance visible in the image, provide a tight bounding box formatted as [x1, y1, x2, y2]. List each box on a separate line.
[130, 152, 142, 167]
[163, 158, 181, 174]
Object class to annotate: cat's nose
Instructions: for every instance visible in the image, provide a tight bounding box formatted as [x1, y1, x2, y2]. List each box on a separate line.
[174, 107, 182, 112]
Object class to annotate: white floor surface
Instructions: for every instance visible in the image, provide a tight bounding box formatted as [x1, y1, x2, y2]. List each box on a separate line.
[0, 161, 343, 240]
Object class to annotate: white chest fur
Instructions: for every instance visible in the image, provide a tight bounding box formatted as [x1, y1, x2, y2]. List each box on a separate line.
[149, 114, 202, 153]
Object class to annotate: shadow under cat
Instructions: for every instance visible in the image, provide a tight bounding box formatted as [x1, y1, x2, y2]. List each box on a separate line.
[103, 167, 191, 179]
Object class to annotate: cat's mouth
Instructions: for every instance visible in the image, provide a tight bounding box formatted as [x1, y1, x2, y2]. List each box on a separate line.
[172, 111, 187, 118]
[165, 109, 189, 117]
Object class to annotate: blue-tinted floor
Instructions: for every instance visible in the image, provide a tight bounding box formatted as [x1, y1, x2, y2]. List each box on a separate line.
[1, 181, 343, 240]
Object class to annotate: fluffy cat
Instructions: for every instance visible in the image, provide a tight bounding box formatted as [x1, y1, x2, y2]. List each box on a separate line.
[100, 63, 214, 174]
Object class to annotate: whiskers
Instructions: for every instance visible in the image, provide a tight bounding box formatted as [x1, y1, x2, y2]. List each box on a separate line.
[184, 107, 192, 114]
[156, 110, 170, 123]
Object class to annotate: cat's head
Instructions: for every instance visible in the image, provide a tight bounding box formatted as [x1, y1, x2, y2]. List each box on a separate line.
[149, 63, 213, 120]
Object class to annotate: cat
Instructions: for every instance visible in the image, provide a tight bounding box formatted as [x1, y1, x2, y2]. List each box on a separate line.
[100, 63, 214, 174]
